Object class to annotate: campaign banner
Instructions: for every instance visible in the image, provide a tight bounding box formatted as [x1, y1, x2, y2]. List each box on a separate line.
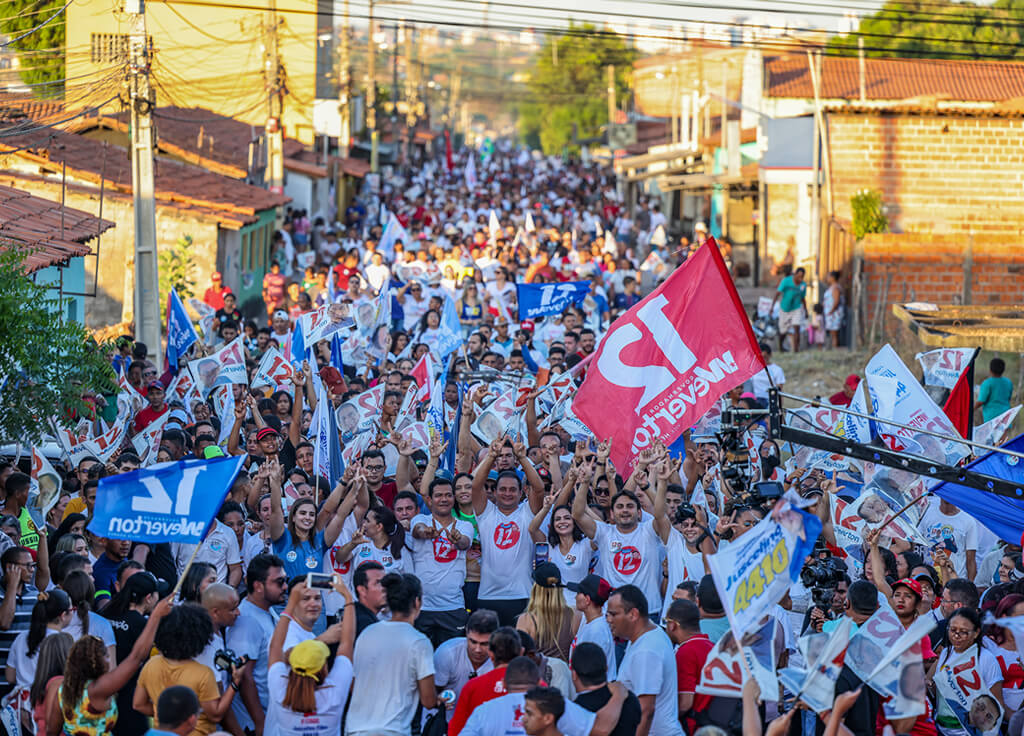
[846, 608, 933, 719]
[312, 384, 344, 487]
[778, 617, 852, 712]
[188, 337, 247, 398]
[336, 384, 384, 442]
[471, 386, 520, 445]
[707, 491, 821, 637]
[187, 298, 218, 345]
[90, 454, 246, 544]
[917, 348, 976, 390]
[132, 411, 169, 466]
[516, 281, 590, 319]
[166, 288, 198, 371]
[62, 410, 131, 465]
[933, 643, 1002, 735]
[303, 303, 354, 346]
[29, 446, 62, 520]
[117, 367, 147, 418]
[573, 239, 763, 473]
[695, 616, 779, 699]
[251, 347, 296, 390]
[974, 405, 1021, 447]
[865, 344, 970, 464]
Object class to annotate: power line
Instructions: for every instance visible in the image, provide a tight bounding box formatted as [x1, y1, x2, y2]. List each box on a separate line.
[0, 0, 72, 49]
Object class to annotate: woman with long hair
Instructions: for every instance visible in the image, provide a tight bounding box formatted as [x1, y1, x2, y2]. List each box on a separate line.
[272, 390, 294, 430]
[529, 492, 592, 608]
[62, 570, 117, 666]
[333, 506, 407, 577]
[266, 578, 355, 735]
[31, 632, 72, 736]
[986, 594, 1024, 715]
[54, 533, 89, 557]
[269, 460, 346, 580]
[929, 606, 1004, 734]
[515, 563, 580, 663]
[49, 597, 171, 736]
[5, 589, 72, 689]
[178, 562, 217, 604]
[48, 513, 87, 556]
[456, 280, 484, 336]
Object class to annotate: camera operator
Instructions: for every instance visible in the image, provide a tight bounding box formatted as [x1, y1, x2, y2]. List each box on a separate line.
[803, 564, 850, 635]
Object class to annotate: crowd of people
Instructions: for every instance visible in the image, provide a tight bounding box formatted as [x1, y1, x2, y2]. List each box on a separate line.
[3, 145, 1020, 736]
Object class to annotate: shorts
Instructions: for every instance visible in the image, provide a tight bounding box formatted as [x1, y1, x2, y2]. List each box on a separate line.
[778, 308, 804, 334]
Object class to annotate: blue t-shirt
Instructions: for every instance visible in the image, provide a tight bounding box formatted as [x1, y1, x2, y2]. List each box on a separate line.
[272, 528, 328, 579]
[979, 375, 1013, 422]
[92, 554, 121, 599]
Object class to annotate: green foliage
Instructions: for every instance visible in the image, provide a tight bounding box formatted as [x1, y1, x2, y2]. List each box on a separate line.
[851, 189, 888, 239]
[828, 0, 1024, 59]
[0, 0, 65, 92]
[158, 235, 197, 323]
[0, 246, 117, 442]
[519, 25, 637, 155]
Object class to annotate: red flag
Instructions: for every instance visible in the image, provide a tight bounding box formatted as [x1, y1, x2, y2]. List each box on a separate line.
[410, 352, 434, 404]
[942, 357, 975, 440]
[444, 129, 453, 173]
[573, 238, 764, 473]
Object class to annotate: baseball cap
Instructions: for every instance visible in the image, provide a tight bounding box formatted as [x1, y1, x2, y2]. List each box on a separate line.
[845, 374, 861, 390]
[146, 380, 164, 393]
[122, 570, 170, 598]
[289, 639, 330, 680]
[566, 574, 613, 605]
[211, 271, 222, 281]
[519, 319, 535, 333]
[256, 427, 280, 441]
[695, 221, 708, 232]
[272, 310, 289, 321]
[532, 562, 563, 589]
[203, 445, 226, 459]
[892, 578, 923, 600]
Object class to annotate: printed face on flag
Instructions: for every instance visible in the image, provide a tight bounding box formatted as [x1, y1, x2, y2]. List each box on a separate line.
[335, 384, 384, 441]
[252, 347, 296, 390]
[187, 337, 247, 397]
[572, 241, 763, 473]
[470, 387, 519, 445]
[695, 616, 779, 698]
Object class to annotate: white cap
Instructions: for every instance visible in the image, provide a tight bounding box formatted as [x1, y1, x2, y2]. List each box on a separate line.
[694, 221, 708, 232]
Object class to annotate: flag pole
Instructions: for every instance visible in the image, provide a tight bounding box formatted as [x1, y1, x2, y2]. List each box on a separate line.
[170, 539, 204, 598]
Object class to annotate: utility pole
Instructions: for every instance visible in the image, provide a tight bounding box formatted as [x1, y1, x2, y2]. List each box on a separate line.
[338, 0, 350, 155]
[127, 0, 160, 365]
[264, 0, 284, 194]
[606, 64, 615, 125]
[367, 0, 378, 172]
[404, 20, 416, 161]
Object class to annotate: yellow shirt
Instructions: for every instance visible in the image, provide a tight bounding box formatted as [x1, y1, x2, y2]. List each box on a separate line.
[137, 656, 221, 736]
[63, 496, 87, 520]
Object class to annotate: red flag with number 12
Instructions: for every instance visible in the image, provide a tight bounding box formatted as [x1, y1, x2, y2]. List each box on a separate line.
[573, 238, 764, 473]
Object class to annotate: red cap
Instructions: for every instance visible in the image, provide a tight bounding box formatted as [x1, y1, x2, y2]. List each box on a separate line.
[256, 427, 279, 441]
[845, 374, 861, 390]
[212, 271, 222, 281]
[892, 578, 923, 599]
[519, 319, 535, 333]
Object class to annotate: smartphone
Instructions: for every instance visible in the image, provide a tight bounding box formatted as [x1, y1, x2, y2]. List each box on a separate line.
[533, 542, 550, 569]
[306, 572, 336, 589]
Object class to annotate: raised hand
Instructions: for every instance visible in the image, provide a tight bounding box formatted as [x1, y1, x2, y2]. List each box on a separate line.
[596, 438, 611, 464]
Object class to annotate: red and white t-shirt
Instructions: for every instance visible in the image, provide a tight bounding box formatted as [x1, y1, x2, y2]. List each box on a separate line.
[476, 502, 535, 600]
[408, 514, 475, 611]
[594, 519, 664, 614]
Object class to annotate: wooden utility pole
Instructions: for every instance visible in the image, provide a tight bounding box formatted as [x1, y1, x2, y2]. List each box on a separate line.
[338, 0, 351, 155]
[367, 0, 378, 172]
[606, 64, 616, 124]
[264, 0, 284, 194]
[127, 0, 160, 364]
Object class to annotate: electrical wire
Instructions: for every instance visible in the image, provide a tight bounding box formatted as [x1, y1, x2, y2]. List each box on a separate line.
[0, 0, 73, 49]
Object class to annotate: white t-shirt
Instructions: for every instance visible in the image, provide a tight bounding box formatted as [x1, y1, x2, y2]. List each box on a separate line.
[750, 363, 786, 400]
[172, 520, 241, 583]
[228, 599, 278, 730]
[324, 516, 406, 615]
[460, 691, 596, 736]
[661, 529, 705, 620]
[572, 615, 617, 681]
[242, 531, 273, 572]
[408, 514, 475, 611]
[593, 520, 664, 616]
[346, 621, 435, 736]
[433, 637, 495, 699]
[918, 505, 979, 578]
[284, 618, 315, 651]
[7, 627, 59, 689]
[617, 627, 683, 736]
[65, 612, 116, 650]
[266, 657, 353, 736]
[476, 502, 536, 601]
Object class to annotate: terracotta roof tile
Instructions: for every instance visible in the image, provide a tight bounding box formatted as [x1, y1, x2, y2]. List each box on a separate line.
[765, 54, 1024, 101]
[0, 128, 290, 229]
[0, 184, 115, 273]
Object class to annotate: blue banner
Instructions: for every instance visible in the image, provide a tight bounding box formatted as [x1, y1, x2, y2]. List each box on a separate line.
[89, 455, 246, 544]
[166, 288, 198, 371]
[930, 433, 1024, 543]
[516, 281, 590, 319]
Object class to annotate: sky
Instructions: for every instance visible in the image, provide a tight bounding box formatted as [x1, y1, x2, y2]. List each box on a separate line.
[345, 0, 894, 44]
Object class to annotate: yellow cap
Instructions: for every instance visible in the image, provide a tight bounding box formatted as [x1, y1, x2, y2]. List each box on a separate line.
[289, 639, 329, 682]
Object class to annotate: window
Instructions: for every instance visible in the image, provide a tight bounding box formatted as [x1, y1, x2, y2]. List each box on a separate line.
[90, 34, 130, 64]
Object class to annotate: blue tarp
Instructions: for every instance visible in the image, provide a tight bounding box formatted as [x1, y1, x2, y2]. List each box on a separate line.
[930, 433, 1024, 544]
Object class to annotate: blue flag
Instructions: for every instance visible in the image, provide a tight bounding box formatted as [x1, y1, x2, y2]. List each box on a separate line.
[330, 333, 345, 373]
[516, 281, 591, 319]
[166, 288, 198, 371]
[313, 383, 345, 486]
[288, 319, 306, 368]
[89, 454, 246, 544]
[441, 383, 464, 473]
[930, 433, 1024, 543]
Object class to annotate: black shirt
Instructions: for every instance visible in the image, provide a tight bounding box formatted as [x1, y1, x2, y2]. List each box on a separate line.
[354, 601, 379, 639]
[108, 609, 150, 736]
[574, 684, 642, 736]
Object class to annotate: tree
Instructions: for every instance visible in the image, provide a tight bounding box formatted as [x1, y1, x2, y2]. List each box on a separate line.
[0, 246, 117, 443]
[0, 0, 65, 91]
[519, 25, 637, 155]
[828, 0, 1024, 59]
[158, 234, 197, 323]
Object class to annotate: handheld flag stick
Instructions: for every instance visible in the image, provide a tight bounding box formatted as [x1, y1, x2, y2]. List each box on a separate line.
[878, 492, 932, 534]
[171, 540, 204, 598]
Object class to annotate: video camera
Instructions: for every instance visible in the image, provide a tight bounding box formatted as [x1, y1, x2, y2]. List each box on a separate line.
[214, 649, 247, 672]
[799, 542, 848, 613]
[717, 406, 771, 495]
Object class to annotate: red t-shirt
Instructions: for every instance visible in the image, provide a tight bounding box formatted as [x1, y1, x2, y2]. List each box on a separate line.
[134, 404, 169, 433]
[677, 633, 715, 730]
[449, 666, 507, 735]
[203, 285, 231, 311]
[375, 481, 398, 509]
[829, 390, 852, 407]
[333, 264, 358, 291]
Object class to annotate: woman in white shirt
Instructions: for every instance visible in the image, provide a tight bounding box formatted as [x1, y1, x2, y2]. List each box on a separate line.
[267, 578, 355, 736]
[5, 589, 72, 690]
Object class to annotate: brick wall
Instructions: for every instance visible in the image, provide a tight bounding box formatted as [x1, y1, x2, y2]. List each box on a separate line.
[827, 112, 1024, 236]
[862, 234, 1024, 336]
